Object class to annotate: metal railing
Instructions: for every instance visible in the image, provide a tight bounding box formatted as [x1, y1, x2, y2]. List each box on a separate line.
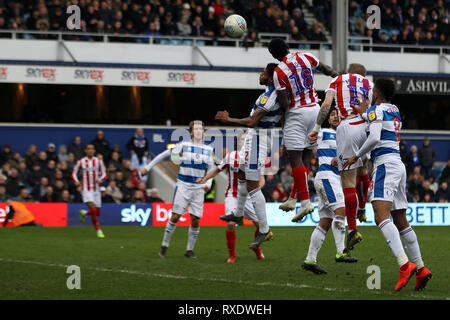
[0, 29, 449, 54]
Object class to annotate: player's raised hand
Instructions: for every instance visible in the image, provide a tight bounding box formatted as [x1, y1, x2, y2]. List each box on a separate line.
[196, 177, 206, 184]
[140, 168, 148, 177]
[308, 131, 319, 144]
[331, 157, 338, 167]
[342, 155, 358, 170]
[215, 110, 230, 123]
[351, 96, 369, 115]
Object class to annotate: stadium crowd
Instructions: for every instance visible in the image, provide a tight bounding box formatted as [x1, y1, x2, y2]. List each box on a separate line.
[0, 129, 449, 204]
[0, 0, 447, 48]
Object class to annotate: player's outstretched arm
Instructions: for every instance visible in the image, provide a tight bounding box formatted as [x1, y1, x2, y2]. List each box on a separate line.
[215, 108, 266, 128]
[140, 149, 172, 176]
[317, 62, 339, 78]
[197, 167, 220, 184]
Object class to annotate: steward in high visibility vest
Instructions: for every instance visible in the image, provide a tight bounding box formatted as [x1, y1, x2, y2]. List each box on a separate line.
[2, 199, 38, 227]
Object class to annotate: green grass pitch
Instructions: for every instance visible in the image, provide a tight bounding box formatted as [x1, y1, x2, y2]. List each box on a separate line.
[0, 226, 448, 300]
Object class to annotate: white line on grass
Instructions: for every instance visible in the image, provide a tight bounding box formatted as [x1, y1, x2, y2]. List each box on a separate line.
[0, 258, 442, 300]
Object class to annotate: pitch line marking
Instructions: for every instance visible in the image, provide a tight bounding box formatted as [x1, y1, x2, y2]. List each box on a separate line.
[0, 258, 441, 299]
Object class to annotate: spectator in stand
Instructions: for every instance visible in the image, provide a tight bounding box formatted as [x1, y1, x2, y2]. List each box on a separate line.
[37, 151, 48, 168]
[262, 174, 278, 201]
[43, 160, 57, 181]
[69, 136, 85, 160]
[146, 188, 164, 203]
[0, 185, 8, 201]
[28, 163, 43, 187]
[106, 180, 123, 204]
[46, 143, 58, 162]
[420, 180, 435, 202]
[428, 176, 439, 194]
[191, 15, 205, 37]
[40, 185, 58, 202]
[439, 159, 450, 184]
[418, 138, 436, 179]
[60, 189, 71, 203]
[126, 128, 149, 166]
[122, 179, 136, 203]
[161, 12, 177, 35]
[5, 168, 21, 198]
[280, 164, 294, 195]
[0, 162, 11, 178]
[132, 189, 146, 203]
[100, 186, 115, 203]
[8, 152, 22, 169]
[114, 171, 126, 190]
[0, 144, 12, 165]
[17, 161, 29, 187]
[58, 145, 69, 163]
[53, 179, 66, 200]
[177, 14, 191, 36]
[435, 181, 450, 202]
[18, 188, 33, 202]
[408, 165, 425, 196]
[67, 153, 77, 171]
[91, 130, 111, 163]
[271, 182, 288, 202]
[406, 144, 421, 175]
[32, 176, 50, 201]
[25, 144, 39, 169]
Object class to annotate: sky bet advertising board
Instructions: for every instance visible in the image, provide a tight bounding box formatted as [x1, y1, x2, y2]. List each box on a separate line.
[1, 202, 448, 227]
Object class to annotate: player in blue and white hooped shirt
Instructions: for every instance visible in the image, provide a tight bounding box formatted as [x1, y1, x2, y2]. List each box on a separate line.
[343, 78, 431, 291]
[141, 120, 215, 259]
[302, 108, 358, 275]
[215, 63, 282, 249]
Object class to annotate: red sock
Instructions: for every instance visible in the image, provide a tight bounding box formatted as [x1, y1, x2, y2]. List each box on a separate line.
[292, 165, 309, 201]
[225, 229, 236, 257]
[91, 207, 100, 231]
[343, 188, 358, 231]
[86, 208, 95, 215]
[356, 174, 370, 210]
[252, 228, 263, 257]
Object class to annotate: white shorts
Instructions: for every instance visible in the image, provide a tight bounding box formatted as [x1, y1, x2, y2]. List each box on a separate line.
[239, 128, 271, 181]
[283, 104, 320, 151]
[369, 160, 408, 211]
[172, 183, 205, 218]
[336, 117, 370, 171]
[314, 175, 345, 219]
[224, 196, 257, 222]
[82, 191, 101, 208]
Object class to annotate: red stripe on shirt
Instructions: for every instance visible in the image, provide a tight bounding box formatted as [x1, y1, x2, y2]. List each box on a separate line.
[336, 76, 348, 119]
[92, 158, 97, 192]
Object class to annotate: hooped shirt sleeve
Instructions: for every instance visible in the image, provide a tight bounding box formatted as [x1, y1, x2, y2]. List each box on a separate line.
[256, 89, 277, 113]
[367, 105, 384, 125]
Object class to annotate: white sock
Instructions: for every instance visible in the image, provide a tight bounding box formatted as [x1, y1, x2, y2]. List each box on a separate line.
[187, 226, 200, 251]
[249, 188, 269, 233]
[235, 180, 248, 217]
[400, 226, 424, 269]
[378, 219, 409, 267]
[306, 226, 327, 262]
[332, 215, 346, 255]
[162, 221, 177, 247]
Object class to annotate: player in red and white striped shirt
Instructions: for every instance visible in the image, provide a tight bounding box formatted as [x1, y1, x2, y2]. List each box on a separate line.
[268, 38, 338, 218]
[72, 144, 108, 238]
[308, 63, 373, 252]
[198, 133, 265, 263]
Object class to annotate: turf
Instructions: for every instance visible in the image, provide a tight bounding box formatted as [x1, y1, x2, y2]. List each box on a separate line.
[0, 226, 448, 300]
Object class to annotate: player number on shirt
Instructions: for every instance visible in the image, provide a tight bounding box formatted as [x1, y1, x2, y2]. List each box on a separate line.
[288, 68, 313, 96]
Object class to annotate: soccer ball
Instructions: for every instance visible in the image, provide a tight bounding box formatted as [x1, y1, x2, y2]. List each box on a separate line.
[224, 14, 247, 38]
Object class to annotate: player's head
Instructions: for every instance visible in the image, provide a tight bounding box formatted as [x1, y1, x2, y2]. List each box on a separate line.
[259, 63, 278, 86]
[347, 63, 367, 76]
[327, 107, 339, 129]
[268, 38, 289, 61]
[373, 78, 395, 103]
[85, 144, 96, 157]
[189, 120, 205, 141]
